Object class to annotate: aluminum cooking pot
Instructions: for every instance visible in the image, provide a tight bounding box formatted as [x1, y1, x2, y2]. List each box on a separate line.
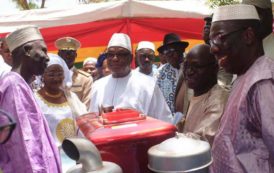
[148, 133, 212, 173]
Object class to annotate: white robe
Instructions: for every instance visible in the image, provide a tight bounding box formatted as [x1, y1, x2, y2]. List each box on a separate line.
[89, 71, 173, 123]
[263, 33, 274, 59]
[134, 65, 158, 79]
[34, 91, 87, 146]
[0, 55, 11, 80]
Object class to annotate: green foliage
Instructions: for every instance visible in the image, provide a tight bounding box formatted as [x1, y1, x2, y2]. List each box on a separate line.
[28, 2, 39, 9]
[206, 0, 240, 9]
[12, 0, 40, 10]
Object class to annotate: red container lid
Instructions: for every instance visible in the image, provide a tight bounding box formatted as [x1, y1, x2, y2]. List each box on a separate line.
[77, 110, 176, 145]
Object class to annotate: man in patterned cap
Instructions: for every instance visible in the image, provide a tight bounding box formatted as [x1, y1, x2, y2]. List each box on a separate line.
[0, 26, 61, 173]
[242, 0, 274, 59]
[55, 37, 92, 109]
[90, 33, 173, 123]
[209, 4, 274, 172]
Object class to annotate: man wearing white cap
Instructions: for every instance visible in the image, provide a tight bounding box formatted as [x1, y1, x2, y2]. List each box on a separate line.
[0, 26, 61, 172]
[55, 37, 93, 109]
[89, 33, 173, 123]
[134, 41, 158, 78]
[209, 4, 274, 172]
[242, 0, 274, 59]
[82, 57, 98, 78]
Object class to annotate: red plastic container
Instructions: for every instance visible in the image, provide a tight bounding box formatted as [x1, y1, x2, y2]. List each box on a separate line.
[77, 110, 176, 173]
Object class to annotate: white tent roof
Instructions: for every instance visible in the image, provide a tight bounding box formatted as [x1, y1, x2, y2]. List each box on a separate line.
[0, 0, 212, 33]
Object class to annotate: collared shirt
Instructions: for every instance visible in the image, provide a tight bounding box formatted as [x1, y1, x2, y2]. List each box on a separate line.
[182, 84, 229, 145]
[70, 67, 93, 109]
[89, 71, 173, 123]
[211, 56, 274, 173]
[0, 72, 61, 173]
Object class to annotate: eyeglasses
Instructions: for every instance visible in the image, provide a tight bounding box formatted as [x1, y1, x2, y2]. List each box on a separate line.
[163, 48, 177, 56]
[139, 53, 154, 60]
[0, 109, 16, 144]
[184, 61, 217, 71]
[209, 27, 247, 47]
[106, 52, 130, 59]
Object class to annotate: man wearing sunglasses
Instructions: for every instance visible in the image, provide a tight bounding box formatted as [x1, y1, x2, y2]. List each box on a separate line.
[156, 33, 189, 115]
[89, 33, 173, 123]
[135, 41, 158, 79]
[178, 44, 228, 145]
[0, 26, 61, 173]
[56, 37, 93, 109]
[209, 4, 274, 173]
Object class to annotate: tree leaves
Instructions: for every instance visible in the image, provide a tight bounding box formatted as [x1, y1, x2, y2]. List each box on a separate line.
[206, 0, 240, 9]
[12, 0, 45, 10]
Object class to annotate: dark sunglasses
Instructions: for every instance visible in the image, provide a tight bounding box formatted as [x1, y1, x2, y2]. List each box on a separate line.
[162, 48, 177, 56]
[106, 52, 130, 59]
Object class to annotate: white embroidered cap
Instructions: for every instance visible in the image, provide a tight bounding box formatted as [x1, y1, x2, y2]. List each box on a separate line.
[136, 41, 155, 52]
[213, 4, 260, 22]
[83, 57, 97, 66]
[241, 0, 272, 9]
[107, 33, 132, 52]
[5, 26, 44, 52]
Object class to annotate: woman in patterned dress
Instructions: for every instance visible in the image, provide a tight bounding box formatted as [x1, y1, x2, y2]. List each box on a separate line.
[34, 54, 87, 172]
[34, 54, 87, 147]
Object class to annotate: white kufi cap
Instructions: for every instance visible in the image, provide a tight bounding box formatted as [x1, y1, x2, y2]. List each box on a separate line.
[83, 57, 97, 66]
[136, 41, 155, 52]
[5, 26, 43, 52]
[213, 4, 260, 22]
[107, 33, 132, 52]
[241, 0, 272, 9]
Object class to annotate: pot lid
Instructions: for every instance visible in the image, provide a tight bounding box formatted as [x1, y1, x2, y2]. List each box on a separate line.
[155, 133, 210, 156]
[148, 133, 212, 172]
